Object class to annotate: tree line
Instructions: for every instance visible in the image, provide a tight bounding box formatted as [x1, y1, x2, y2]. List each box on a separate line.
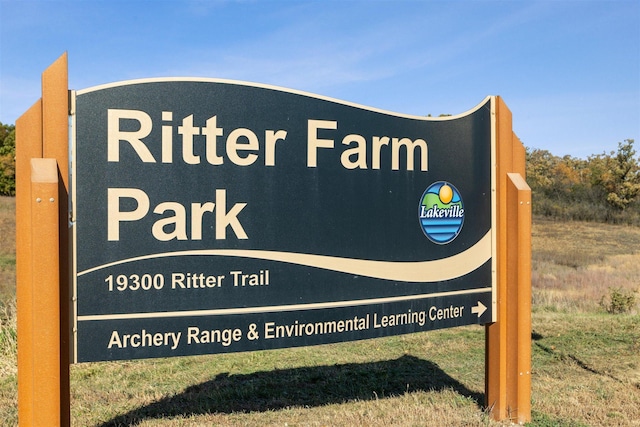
[1, 121, 638, 224]
[0, 123, 15, 196]
[527, 139, 639, 225]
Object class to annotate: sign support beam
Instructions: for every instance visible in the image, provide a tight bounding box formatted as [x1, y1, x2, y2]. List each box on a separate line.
[30, 159, 62, 425]
[16, 53, 70, 427]
[485, 97, 531, 423]
[16, 99, 42, 427]
[509, 172, 532, 421]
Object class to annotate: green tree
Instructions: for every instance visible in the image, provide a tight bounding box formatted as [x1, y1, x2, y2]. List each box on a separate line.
[0, 122, 16, 196]
[590, 139, 640, 210]
[526, 148, 557, 192]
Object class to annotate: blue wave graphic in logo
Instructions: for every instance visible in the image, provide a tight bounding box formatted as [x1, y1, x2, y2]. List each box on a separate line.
[419, 181, 465, 244]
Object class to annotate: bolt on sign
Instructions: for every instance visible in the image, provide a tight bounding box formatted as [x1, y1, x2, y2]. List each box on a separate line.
[71, 79, 497, 362]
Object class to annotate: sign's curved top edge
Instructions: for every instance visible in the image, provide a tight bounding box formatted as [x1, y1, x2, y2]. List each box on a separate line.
[75, 77, 493, 121]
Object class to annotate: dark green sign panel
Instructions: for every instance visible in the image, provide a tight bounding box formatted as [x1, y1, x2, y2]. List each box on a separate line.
[72, 79, 495, 362]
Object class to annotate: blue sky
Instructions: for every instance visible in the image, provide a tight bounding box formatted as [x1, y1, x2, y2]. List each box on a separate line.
[1, 0, 638, 158]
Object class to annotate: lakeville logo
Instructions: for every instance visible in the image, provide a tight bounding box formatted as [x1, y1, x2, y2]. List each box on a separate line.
[418, 181, 465, 244]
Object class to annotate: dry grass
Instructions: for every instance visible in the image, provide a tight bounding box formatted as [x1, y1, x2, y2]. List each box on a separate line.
[130, 389, 492, 427]
[532, 217, 640, 312]
[531, 312, 640, 426]
[0, 197, 15, 302]
[0, 197, 16, 380]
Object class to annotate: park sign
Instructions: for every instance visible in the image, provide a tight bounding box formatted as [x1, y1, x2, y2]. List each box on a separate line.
[71, 78, 496, 363]
[18, 56, 531, 423]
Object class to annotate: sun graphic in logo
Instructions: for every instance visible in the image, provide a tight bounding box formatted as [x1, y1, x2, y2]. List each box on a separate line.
[418, 181, 465, 244]
[439, 184, 453, 204]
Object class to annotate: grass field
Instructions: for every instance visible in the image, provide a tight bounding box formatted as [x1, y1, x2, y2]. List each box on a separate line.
[1, 196, 639, 426]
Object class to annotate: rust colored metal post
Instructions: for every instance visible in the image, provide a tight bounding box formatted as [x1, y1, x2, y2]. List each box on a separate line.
[508, 172, 532, 423]
[42, 52, 72, 426]
[16, 52, 70, 426]
[16, 100, 43, 427]
[485, 97, 532, 423]
[512, 135, 526, 177]
[485, 97, 512, 419]
[30, 159, 62, 426]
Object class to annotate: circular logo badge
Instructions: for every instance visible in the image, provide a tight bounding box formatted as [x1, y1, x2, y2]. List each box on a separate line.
[418, 181, 464, 244]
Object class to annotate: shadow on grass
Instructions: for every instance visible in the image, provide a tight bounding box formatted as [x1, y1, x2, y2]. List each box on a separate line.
[98, 355, 484, 426]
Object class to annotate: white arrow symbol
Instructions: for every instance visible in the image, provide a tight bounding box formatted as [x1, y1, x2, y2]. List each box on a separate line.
[471, 301, 487, 317]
